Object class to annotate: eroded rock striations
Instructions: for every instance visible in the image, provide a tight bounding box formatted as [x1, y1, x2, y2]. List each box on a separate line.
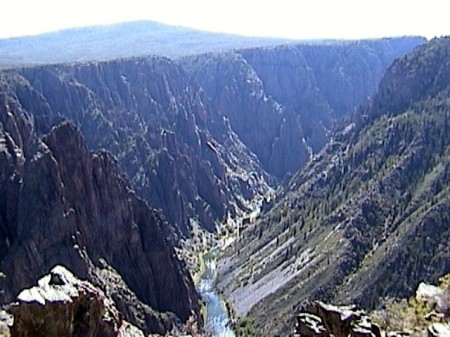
[181, 37, 424, 178]
[0, 97, 200, 334]
[217, 37, 450, 336]
[0, 57, 271, 234]
[0, 35, 429, 337]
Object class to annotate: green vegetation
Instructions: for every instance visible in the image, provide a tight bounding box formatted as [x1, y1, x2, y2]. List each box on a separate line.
[371, 275, 450, 335]
[234, 317, 255, 337]
[218, 37, 450, 337]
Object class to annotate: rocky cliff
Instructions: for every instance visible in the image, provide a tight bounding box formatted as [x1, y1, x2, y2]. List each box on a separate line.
[291, 301, 381, 337]
[0, 38, 423, 236]
[181, 37, 424, 178]
[0, 97, 200, 334]
[217, 37, 450, 336]
[0, 35, 434, 337]
[0, 57, 270, 234]
[289, 275, 450, 337]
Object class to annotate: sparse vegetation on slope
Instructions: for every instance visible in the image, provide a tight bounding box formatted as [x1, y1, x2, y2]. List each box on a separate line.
[217, 37, 450, 337]
[371, 274, 450, 336]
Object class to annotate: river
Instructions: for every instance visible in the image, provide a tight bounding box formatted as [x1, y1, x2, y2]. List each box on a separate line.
[197, 252, 236, 337]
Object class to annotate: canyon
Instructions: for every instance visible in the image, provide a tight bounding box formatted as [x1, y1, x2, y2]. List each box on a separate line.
[217, 37, 450, 336]
[1, 22, 448, 337]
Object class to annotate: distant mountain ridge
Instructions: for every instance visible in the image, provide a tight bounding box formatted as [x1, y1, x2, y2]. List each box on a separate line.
[0, 20, 299, 68]
[0, 20, 426, 70]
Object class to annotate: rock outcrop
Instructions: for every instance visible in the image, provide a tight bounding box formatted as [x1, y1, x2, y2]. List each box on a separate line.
[291, 301, 381, 337]
[416, 282, 449, 314]
[0, 310, 12, 337]
[426, 323, 450, 337]
[9, 265, 145, 337]
[295, 313, 327, 337]
[0, 105, 200, 334]
[372, 277, 450, 337]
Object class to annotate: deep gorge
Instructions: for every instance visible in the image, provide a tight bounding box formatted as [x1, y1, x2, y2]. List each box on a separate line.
[1, 36, 437, 337]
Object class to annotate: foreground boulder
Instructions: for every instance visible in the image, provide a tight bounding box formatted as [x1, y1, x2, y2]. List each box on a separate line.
[427, 323, 450, 337]
[292, 301, 381, 337]
[0, 310, 12, 337]
[294, 313, 327, 337]
[8, 265, 144, 337]
[416, 282, 449, 314]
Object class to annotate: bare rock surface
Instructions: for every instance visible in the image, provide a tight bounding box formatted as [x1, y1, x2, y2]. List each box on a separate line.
[9, 265, 145, 337]
[427, 323, 450, 337]
[0, 107, 200, 334]
[292, 301, 381, 337]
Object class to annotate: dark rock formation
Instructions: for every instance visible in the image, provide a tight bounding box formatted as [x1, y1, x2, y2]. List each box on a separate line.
[294, 313, 327, 337]
[241, 46, 333, 153]
[0, 106, 200, 334]
[8, 265, 145, 337]
[297, 38, 423, 119]
[0, 57, 270, 234]
[181, 37, 424, 178]
[182, 51, 311, 178]
[370, 37, 450, 120]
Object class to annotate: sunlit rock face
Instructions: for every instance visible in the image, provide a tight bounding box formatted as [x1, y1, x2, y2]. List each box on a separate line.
[6, 265, 145, 337]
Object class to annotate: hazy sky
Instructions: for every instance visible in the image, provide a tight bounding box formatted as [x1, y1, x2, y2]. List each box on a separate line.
[1, 0, 449, 40]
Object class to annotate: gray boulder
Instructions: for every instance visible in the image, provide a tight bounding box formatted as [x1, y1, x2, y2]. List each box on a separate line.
[427, 323, 450, 337]
[294, 313, 327, 337]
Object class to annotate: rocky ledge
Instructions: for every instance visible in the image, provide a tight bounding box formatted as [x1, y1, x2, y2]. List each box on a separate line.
[291, 277, 450, 337]
[1, 265, 145, 337]
[292, 301, 381, 337]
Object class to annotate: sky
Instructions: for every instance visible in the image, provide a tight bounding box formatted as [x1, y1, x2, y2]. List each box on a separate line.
[1, 0, 449, 40]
